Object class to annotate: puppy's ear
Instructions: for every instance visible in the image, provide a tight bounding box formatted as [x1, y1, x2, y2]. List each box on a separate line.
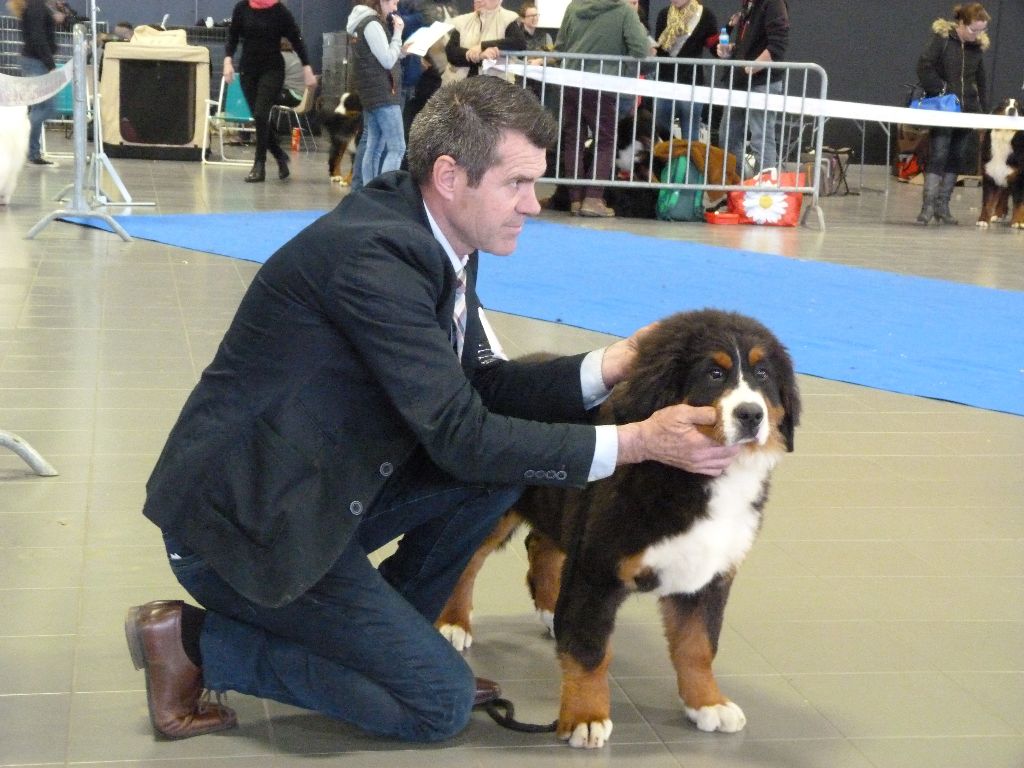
[776, 346, 801, 453]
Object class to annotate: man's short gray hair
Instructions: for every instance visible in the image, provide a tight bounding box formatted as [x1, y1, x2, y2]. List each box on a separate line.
[407, 76, 557, 187]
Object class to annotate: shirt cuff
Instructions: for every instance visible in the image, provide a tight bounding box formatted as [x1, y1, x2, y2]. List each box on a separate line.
[580, 348, 612, 410]
[588, 424, 618, 481]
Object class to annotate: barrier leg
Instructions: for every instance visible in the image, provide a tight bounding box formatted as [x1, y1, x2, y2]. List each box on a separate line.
[0, 430, 59, 477]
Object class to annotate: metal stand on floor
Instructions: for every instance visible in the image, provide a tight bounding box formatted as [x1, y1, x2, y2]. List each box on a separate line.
[27, 23, 131, 240]
[0, 430, 58, 476]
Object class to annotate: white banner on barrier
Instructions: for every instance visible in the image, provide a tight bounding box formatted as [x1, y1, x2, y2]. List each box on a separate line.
[0, 64, 74, 107]
[489, 60, 1024, 132]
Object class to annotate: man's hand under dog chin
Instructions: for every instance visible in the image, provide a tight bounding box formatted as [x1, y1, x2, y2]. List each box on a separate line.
[600, 322, 659, 389]
[616, 405, 741, 476]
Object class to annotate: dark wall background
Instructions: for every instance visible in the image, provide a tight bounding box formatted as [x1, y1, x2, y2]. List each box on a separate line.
[81, 0, 1023, 163]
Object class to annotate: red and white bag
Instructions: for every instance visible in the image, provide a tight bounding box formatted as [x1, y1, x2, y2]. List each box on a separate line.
[727, 169, 804, 227]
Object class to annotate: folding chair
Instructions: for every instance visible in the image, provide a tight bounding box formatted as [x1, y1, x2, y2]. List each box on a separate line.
[202, 77, 256, 165]
[270, 83, 319, 152]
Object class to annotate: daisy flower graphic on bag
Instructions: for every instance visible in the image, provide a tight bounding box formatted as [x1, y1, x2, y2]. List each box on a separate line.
[742, 190, 790, 224]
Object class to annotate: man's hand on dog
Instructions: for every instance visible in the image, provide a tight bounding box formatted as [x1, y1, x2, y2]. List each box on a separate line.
[617, 405, 740, 475]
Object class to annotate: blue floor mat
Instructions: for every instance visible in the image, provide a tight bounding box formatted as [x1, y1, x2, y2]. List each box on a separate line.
[62, 211, 1024, 416]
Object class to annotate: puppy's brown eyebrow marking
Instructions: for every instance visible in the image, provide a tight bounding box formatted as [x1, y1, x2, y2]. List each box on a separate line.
[748, 347, 765, 366]
[711, 351, 733, 369]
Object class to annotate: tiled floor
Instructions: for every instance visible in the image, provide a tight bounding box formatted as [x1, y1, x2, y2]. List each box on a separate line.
[0, 132, 1022, 768]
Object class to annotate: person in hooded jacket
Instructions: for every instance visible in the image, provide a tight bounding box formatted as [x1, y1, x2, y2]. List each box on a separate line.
[555, 0, 652, 218]
[915, 2, 991, 225]
[224, 0, 317, 183]
[348, 0, 409, 186]
[10, 0, 64, 166]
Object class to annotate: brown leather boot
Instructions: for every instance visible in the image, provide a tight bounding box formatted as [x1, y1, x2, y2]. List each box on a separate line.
[125, 600, 238, 739]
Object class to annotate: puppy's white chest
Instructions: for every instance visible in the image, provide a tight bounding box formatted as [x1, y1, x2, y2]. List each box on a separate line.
[641, 453, 776, 596]
[986, 130, 1015, 187]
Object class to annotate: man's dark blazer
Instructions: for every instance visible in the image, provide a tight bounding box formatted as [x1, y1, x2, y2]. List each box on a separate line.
[144, 171, 599, 607]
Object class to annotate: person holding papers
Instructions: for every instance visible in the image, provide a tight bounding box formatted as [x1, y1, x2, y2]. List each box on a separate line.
[443, 0, 526, 83]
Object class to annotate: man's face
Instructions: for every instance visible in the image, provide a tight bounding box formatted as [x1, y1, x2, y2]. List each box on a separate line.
[445, 131, 546, 257]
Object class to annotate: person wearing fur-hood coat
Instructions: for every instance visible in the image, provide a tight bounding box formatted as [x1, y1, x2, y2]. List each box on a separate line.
[913, 3, 991, 226]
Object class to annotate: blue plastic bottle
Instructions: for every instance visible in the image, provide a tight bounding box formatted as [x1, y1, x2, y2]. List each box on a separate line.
[719, 27, 730, 46]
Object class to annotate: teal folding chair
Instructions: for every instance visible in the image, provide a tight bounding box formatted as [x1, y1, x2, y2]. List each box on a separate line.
[202, 77, 256, 165]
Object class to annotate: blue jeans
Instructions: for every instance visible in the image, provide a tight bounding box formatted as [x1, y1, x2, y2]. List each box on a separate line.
[926, 127, 970, 175]
[162, 455, 522, 742]
[719, 79, 784, 173]
[361, 104, 405, 185]
[19, 56, 56, 160]
[654, 98, 700, 142]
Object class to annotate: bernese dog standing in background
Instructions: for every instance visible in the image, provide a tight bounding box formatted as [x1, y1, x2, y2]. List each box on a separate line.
[321, 92, 362, 185]
[436, 309, 801, 748]
[978, 97, 1024, 229]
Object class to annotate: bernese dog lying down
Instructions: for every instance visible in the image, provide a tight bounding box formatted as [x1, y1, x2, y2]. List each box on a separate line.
[978, 97, 1024, 229]
[436, 308, 800, 748]
[0, 106, 30, 206]
[321, 92, 362, 184]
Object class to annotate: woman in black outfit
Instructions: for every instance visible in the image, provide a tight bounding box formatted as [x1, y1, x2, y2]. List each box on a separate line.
[915, 2, 991, 225]
[224, 0, 317, 183]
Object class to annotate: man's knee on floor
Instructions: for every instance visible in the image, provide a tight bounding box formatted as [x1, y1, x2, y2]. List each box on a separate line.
[409, 665, 475, 742]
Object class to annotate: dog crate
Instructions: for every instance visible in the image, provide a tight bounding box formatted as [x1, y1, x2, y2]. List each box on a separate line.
[100, 41, 209, 161]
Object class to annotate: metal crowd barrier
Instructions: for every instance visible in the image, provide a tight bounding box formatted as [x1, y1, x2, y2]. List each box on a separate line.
[493, 51, 828, 229]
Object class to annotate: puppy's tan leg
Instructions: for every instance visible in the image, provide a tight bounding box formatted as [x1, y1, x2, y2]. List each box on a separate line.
[660, 580, 746, 733]
[435, 511, 522, 651]
[557, 650, 613, 748]
[525, 530, 564, 637]
[1010, 197, 1024, 229]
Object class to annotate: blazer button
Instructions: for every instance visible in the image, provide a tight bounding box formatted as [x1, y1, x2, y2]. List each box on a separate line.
[556, 470, 567, 481]
[545, 470, 556, 479]
[379, 462, 393, 477]
[524, 469, 535, 479]
[349, 500, 363, 516]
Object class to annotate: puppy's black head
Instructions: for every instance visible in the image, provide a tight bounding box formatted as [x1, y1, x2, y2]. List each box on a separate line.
[993, 97, 1019, 117]
[614, 309, 801, 452]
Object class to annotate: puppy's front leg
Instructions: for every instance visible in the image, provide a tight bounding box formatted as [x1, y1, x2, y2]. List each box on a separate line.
[554, 576, 627, 748]
[660, 575, 746, 733]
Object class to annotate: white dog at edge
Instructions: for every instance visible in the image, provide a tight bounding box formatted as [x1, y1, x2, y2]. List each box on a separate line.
[0, 105, 30, 206]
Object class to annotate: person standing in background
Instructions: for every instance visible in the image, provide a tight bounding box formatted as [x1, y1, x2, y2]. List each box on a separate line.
[224, 0, 317, 183]
[518, 2, 553, 59]
[653, 0, 719, 141]
[555, 0, 653, 218]
[715, 0, 789, 175]
[915, 2, 991, 225]
[347, 0, 409, 186]
[9, 0, 65, 166]
[443, 0, 525, 83]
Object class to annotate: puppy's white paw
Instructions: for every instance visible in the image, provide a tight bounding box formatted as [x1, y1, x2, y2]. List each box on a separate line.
[1012, 221, 1024, 229]
[536, 609, 555, 638]
[976, 220, 989, 228]
[685, 701, 746, 733]
[438, 623, 473, 651]
[562, 719, 613, 748]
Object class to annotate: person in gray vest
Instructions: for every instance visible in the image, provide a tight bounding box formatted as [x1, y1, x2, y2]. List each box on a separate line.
[348, 0, 410, 185]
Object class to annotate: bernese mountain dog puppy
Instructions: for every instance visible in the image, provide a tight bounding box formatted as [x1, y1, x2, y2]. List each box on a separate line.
[978, 97, 1024, 229]
[436, 308, 800, 748]
[321, 92, 362, 184]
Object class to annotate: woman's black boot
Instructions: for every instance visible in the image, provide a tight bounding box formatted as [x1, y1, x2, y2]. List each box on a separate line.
[275, 152, 290, 180]
[245, 160, 266, 183]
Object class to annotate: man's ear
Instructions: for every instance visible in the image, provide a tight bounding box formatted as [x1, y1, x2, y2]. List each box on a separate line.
[431, 155, 460, 201]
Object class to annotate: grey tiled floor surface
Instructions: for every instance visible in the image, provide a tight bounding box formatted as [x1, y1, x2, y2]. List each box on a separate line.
[0, 134, 1021, 767]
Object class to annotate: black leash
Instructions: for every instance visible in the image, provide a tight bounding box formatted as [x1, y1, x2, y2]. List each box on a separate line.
[480, 697, 557, 733]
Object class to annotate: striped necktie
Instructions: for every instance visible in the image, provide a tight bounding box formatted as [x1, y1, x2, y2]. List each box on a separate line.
[453, 268, 468, 358]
